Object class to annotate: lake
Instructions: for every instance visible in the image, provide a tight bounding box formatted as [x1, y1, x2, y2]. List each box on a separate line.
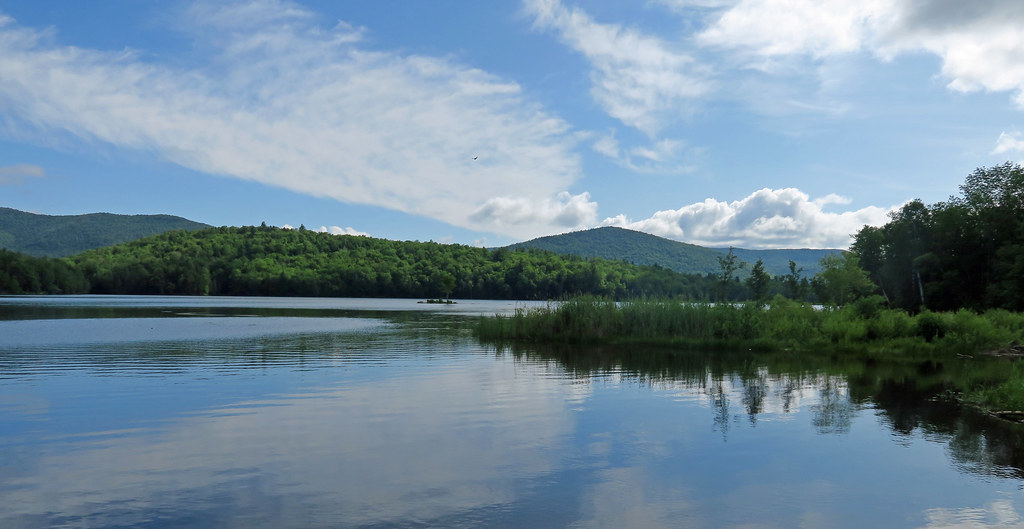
[1, 295, 1023, 528]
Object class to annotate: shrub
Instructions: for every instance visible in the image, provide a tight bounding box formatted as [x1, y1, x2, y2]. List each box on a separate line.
[866, 309, 914, 341]
[914, 310, 949, 342]
[821, 312, 869, 344]
[849, 295, 888, 319]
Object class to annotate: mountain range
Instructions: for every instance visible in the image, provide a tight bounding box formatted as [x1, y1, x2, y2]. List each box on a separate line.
[509, 227, 839, 276]
[1, 208, 839, 275]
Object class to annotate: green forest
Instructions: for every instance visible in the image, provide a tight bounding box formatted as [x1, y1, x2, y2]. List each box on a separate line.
[0, 224, 728, 299]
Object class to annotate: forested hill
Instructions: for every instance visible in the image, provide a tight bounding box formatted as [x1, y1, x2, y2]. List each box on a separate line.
[507, 227, 724, 275]
[508, 226, 838, 276]
[59, 225, 713, 299]
[0, 207, 210, 257]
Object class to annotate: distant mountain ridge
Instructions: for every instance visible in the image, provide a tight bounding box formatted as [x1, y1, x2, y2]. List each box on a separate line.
[0, 207, 210, 257]
[710, 247, 841, 277]
[508, 227, 725, 275]
[508, 227, 840, 276]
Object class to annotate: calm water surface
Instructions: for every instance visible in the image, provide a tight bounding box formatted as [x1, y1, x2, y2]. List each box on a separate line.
[1, 295, 1023, 528]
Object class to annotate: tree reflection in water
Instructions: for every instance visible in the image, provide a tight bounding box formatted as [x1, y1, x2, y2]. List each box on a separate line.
[499, 343, 1024, 481]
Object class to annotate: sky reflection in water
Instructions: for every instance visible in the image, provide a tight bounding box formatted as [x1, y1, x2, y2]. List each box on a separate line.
[1, 296, 1023, 528]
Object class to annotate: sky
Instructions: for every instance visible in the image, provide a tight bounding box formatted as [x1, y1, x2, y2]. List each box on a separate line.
[0, 0, 1023, 250]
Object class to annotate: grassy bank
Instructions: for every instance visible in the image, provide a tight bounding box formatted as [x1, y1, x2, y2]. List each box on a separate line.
[477, 296, 1024, 353]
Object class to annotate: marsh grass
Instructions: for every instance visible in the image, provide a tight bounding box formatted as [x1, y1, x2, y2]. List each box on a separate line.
[968, 362, 1024, 412]
[476, 296, 1024, 355]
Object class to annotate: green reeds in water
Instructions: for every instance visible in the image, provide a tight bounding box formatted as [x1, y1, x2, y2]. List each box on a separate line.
[476, 296, 1024, 355]
[968, 362, 1024, 413]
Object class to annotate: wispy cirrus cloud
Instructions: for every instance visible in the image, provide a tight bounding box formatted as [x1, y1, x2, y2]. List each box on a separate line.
[524, 0, 711, 136]
[0, 0, 587, 239]
[601, 188, 892, 249]
[590, 131, 697, 174]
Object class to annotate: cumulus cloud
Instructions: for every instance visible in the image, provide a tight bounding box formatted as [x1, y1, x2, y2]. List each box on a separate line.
[696, 0, 1024, 107]
[600, 188, 891, 249]
[524, 0, 711, 136]
[0, 163, 44, 185]
[469, 191, 598, 233]
[0, 0, 584, 239]
[317, 225, 370, 237]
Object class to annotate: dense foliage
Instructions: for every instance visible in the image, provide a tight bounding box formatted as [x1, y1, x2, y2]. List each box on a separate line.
[0, 249, 88, 294]
[0, 207, 210, 257]
[33, 225, 724, 299]
[852, 162, 1024, 311]
[0, 226, 830, 300]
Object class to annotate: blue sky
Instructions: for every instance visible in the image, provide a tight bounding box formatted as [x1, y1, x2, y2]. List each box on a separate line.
[0, 0, 1022, 249]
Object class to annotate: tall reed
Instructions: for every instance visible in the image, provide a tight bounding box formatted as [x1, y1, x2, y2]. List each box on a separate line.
[476, 296, 1024, 354]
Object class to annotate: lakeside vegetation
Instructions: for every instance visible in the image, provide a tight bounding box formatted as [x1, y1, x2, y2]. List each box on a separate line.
[476, 296, 1024, 353]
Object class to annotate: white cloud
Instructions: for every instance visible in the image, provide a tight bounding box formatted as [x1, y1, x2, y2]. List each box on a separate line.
[317, 225, 370, 237]
[525, 0, 712, 135]
[696, 0, 1024, 108]
[601, 187, 892, 249]
[697, 0, 890, 58]
[469, 191, 598, 233]
[993, 131, 1024, 155]
[0, 163, 44, 185]
[591, 131, 697, 174]
[591, 130, 622, 159]
[654, 0, 739, 10]
[877, 2, 1024, 106]
[0, 0, 584, 239]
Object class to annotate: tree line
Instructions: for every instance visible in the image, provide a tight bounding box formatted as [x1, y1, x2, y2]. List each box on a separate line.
[852, 162, 1024, 311]
[1, 225, 726, 299]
